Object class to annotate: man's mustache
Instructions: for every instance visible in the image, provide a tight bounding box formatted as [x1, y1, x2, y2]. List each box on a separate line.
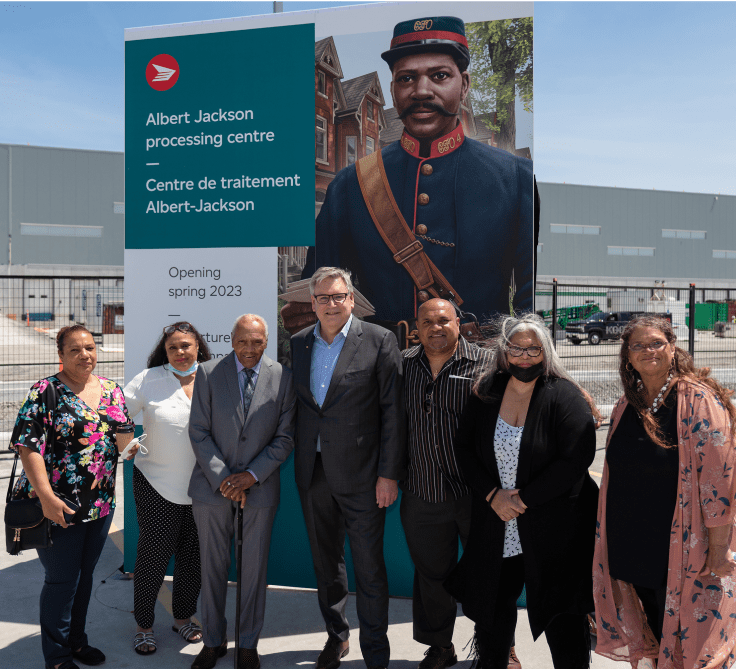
[398, 102, 456, 120]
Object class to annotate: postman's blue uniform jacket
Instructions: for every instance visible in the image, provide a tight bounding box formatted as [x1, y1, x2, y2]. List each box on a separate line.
[304, 124, 533, 323]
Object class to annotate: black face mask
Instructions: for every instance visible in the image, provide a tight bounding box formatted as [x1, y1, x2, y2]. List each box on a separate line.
[507, 361, 545, 383]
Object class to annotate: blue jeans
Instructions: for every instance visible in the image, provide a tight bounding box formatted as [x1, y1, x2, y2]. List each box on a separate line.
[36, 513, 113, 666]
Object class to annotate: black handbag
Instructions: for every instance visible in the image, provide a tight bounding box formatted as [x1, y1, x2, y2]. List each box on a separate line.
[4, 379, 58, 555]
[4, 456, 51, 555]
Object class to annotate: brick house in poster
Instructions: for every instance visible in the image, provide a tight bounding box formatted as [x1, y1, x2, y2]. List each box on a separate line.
[315, 37, 387, 217]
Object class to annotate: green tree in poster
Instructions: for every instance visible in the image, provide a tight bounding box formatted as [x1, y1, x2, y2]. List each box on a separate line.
[467, 18, 533, 154]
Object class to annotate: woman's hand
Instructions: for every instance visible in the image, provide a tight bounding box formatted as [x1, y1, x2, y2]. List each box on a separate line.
[487, 487, 527, 522]
[701, 525, 736, 578]
[124, 442, 141, 460]
[39, 493, 75, 529]
[703, 544, 736, 578]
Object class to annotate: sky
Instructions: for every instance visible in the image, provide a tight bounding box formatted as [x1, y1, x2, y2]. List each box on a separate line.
[0, 1, 734, 195]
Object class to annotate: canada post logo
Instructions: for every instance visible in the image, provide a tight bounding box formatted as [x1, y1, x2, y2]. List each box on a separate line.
[146, 54, 179, 91]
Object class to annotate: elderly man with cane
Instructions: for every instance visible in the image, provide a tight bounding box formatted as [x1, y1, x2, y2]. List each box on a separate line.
[189, 314, 296, 669]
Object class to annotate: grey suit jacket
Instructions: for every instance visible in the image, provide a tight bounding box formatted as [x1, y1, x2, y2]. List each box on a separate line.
[291, 317, 406, 494]
[188, 352, 296, 508]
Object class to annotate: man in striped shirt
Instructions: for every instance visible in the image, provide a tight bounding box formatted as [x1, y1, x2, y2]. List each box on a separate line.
[400, 299, 520, 669]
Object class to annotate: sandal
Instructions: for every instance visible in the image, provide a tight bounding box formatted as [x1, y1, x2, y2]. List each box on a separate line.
[134, 631, 157, 655]
[172, 621, 203, 643]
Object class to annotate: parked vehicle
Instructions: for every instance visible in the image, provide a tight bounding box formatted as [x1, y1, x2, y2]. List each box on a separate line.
[565, 311, 671, 345]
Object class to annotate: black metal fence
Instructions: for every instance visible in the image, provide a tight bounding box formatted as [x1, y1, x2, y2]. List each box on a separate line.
[2, 275, 734, 430]
[536, 280, 736, 412]
[0, 275, 124, 432]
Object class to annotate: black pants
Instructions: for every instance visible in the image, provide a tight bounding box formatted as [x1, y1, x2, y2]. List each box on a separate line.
[36, 514, 113, 665]
[298, 455, 389, 669]
[133, 466, 201, 629]
[400, 491, 472, 647]
[475, 555, 589, 669]
[632, 582, 667, 642]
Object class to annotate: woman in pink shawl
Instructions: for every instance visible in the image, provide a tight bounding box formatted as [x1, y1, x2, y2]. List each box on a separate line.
[593, 315, 736, 668]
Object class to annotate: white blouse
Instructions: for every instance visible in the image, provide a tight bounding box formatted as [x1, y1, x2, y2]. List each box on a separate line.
[123, 365, 195, 505]
[494, 416, 524, 558]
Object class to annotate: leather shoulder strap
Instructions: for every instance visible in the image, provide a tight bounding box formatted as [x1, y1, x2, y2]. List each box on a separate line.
[355, 150, 463, 307]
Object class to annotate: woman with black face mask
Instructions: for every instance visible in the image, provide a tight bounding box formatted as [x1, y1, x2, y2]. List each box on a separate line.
[445, 313, 601, 669]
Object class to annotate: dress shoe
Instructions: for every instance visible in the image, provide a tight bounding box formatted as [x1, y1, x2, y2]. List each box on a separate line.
[315, 636, 349, 669]
[418, 644, 457, 669]
[191, 641, 228, 669]
[507, 646, 522, 669]
[72, 645, 106, 666]
[237, 648, 260, 669]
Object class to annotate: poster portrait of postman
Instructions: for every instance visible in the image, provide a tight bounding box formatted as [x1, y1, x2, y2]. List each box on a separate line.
[280, 12, 535, 351]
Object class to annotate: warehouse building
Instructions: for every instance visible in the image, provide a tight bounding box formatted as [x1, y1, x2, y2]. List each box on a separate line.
[0, 143, 124, 275]
[537, 181, 736, 294]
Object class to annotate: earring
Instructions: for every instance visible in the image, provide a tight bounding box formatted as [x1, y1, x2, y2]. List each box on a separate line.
[625, 361, 633, 372]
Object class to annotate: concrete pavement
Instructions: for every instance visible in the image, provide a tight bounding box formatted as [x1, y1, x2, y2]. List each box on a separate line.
[0, 439, 621, 669]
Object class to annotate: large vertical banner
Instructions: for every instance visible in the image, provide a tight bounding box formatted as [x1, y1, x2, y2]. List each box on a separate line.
[124, 1, 533, 596]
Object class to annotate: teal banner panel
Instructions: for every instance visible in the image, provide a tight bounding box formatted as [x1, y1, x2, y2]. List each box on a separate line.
[125, 23, 314, 249]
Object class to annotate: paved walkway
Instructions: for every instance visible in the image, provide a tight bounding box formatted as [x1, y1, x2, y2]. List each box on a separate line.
[0, 459, 623, 669]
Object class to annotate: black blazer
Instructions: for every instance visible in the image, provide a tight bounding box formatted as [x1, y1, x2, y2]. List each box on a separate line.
[446, 373, 598, 639]
[291, 317, 406, 494]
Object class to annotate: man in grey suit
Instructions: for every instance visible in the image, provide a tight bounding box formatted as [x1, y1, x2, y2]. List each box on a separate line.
[291, 267, 405, 669]
[189, 314, 296, 669]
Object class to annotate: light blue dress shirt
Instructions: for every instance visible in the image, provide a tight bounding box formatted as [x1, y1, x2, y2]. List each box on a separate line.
[311, 314, 353, 452]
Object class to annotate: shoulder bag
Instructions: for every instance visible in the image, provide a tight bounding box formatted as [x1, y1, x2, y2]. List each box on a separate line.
[4, 379, 58, 555]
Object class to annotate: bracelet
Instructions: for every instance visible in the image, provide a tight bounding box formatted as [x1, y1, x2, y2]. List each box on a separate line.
[487, 488, 501, 507]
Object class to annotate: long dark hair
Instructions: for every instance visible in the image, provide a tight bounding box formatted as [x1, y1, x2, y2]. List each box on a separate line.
[619, 315, 736, 449]
[147, 321, 212, 369]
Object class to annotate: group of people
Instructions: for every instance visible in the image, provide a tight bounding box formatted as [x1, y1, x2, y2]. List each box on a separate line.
[9, 264, 736, 669]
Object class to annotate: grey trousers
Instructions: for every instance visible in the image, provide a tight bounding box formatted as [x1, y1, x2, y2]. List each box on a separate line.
[192, 499, 276, 649]
[400, 491, 471, 647]
[298, 455, 390, 669]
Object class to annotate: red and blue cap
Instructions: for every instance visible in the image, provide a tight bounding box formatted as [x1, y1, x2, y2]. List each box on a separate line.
[381, 16, 470, 71]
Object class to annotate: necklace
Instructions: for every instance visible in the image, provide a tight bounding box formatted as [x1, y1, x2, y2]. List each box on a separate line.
[648, 371, 674, 413]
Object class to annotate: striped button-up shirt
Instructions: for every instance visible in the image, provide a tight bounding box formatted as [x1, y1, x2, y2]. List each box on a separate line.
[402, 337, 492, 503]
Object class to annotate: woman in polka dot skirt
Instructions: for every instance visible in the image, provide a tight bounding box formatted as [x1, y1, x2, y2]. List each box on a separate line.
[124, 322, 212, 655]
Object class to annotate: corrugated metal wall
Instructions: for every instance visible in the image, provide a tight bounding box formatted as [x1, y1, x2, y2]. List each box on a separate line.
[537, 182, 736, 281]
[0, 143, 124, 267]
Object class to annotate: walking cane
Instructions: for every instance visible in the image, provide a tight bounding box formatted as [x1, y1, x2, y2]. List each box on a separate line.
[234, 501, 244, 669]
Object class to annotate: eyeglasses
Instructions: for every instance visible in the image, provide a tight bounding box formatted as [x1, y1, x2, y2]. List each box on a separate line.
[507, 345, 542, 357]
[629, 340, 669, 353]
[313, 293, 349, 305]
[423, 382, 434, 413]
[163, 323, 195, 336]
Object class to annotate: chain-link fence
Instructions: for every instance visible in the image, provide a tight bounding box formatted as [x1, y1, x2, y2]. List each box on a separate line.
[536, 280, 736, 413]
[0, 275, 124, 432]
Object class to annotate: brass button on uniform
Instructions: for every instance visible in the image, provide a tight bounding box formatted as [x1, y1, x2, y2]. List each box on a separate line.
[421, 163, 433, 176]
[418, 193, 430, 206]
[416, 224, 428, 235]
[417, 291, 430, 303]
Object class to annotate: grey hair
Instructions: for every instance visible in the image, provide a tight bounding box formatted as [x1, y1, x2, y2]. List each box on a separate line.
[231, 314, 268, 340]
[474, 313, 581, 398]
[308, 267, 354, 296]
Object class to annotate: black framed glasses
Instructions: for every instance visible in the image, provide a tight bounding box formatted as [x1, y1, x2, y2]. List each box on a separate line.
[507, 345, 542, 357]
[423, 381, 434, 413]
[313, 293, 349, 305]
[163, 322, 195, 336]
[629, 340, 668, 353]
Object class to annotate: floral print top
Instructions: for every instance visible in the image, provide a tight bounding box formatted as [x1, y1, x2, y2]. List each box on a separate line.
[9, 375, 132, 524]
[593, 380, 736, 669]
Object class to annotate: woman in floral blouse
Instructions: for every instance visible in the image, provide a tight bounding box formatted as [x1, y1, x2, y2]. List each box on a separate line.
[594, 315, 736, 668]
[10, 325, 136, 669]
